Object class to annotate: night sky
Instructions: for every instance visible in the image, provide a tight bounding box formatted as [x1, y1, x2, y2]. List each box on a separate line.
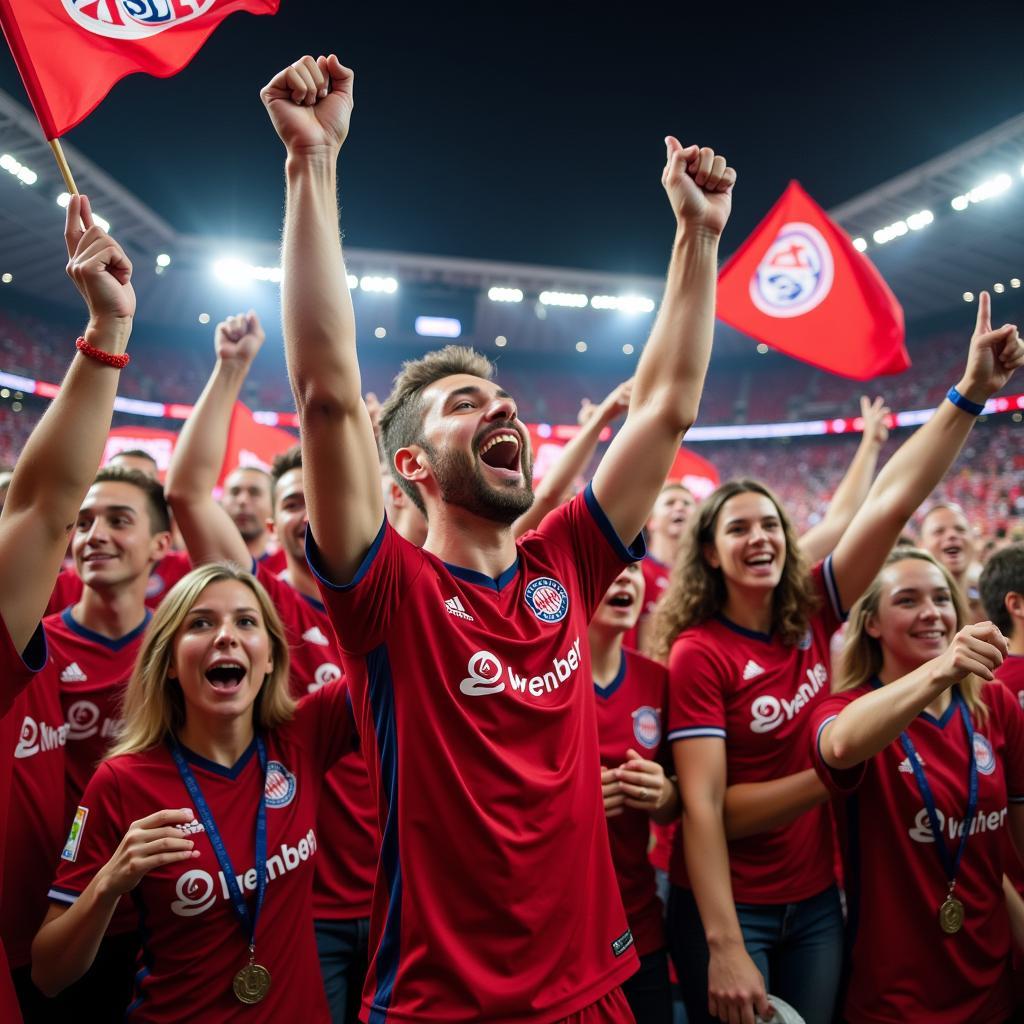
[2, 1, 1023, 275]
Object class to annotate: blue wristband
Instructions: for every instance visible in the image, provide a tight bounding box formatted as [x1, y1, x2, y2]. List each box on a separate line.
[946, 386, 986, 416]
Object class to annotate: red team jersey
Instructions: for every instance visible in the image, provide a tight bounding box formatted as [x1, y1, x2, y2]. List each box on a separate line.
[50, 682, 355, 1023]
[0, 615, 47, 1023]
[811, 681, 1024, 1023]
[46, 550, 192, 616]
[308, 485, 643, 1023]
[258, 547, 288, 577]
[593, 648, 668, 957]
[620, 554, 671, 654]
[995, 653, 1024, 710]
[666, 559, 844, 902]
[256, 565, 378, 920]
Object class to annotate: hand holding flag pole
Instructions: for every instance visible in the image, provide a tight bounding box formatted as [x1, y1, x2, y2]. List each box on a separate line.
[48, 139, 77, 194]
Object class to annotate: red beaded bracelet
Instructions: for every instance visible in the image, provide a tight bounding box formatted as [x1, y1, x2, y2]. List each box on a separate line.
[76, 336, 130, 369]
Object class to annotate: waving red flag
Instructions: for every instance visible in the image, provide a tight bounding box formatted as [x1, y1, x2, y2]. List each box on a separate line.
[717, 181, 908, 380]
[0, 0, 278, 139]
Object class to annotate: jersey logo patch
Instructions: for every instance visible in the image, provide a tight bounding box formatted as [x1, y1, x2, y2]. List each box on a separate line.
[445, 595, 474, 621]
[61, 806, 88, 862]
[14, 714, 69, 759]
[460, 651, 505, 697]
[60, 661, 88, 683]
[145, 573, 166, 599]
[524, 577, 569, 623]
[973, 734, 996, 776]
[897, 753, 925, 774]
[632, 706, 662, 749]
[302, 626, 330, 646]
[742, 660, 765, 680]
[310, 662, 342, 693]
[265, 761, 297, 808]
[610, 928, 635, 958]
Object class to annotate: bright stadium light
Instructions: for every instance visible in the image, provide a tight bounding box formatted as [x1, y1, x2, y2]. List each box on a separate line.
[360, 275, 398, 294]
[347, 274, 359, 289]
[156, 253, 171, 268]
[1, 273, 11, 284]
[198, 313, 211, 324]
[622, 343, 634, 355]
[488, 286, 524, 303]
[540, 290, 589, 308]
[1012, 278, 1021, 289]
[0, 154, 37, 186]
[756, 343, 769, 354]
[415, 316, 461, 339]
[951, 195, 969, 211]
[873, 220, 909, 245]
[590, 294, 656, 314]
[212, 258, 282, 286]
[575, 340, 588, 352]
[852, 237, 868, 252]
[374, 326, 387, 339]
[953, 173, 1013, 211]
[906, 210, 934, 231]
[994, 282, 1005, 293]
[495, 335, 508, 347]
[963, 292, 974, 303]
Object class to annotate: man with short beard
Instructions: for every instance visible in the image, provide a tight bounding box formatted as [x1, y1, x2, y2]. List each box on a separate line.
[264, 51, 735, 1023]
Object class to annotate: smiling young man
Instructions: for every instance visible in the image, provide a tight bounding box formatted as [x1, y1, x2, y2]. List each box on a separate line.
[919, 503, 977, 601]
[262, 52, 733, 1023]
[3, 465, 170, 1019]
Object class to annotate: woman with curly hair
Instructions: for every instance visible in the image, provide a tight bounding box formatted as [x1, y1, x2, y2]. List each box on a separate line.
[652, 295, 1024, 1024]
[31, 562, 355, 1022]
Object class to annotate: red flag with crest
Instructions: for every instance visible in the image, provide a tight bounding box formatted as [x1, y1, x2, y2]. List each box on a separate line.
[0, 0, 278, 139]
[716, 180, 908, 380]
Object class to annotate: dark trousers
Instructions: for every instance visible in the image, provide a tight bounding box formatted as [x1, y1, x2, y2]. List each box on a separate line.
[622, 948, 674, 1024]
[315, 916, 370, 1024]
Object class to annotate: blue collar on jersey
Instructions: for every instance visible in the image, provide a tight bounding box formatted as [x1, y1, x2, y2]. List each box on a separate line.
[443, 558, 520, 592]
[176, 734, 259, 779]
[60, 606, 152, 651]
[715, 613, 772, 644]
[593, 650, 628, 699]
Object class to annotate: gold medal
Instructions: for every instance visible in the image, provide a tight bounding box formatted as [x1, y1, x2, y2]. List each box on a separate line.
[233, 961, 272, 1004]
[939, 895, 965, 935]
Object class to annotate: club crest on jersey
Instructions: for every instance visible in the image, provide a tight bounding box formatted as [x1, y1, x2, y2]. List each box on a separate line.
[310, 662, 342, 694]
[632, 706, 661, 749]
[60, 0, 217, 41]
[524, 577, 569, 623]
[264, 761, 296, 808]
[973, 734, 996, 776]
[749, 222, 834, 319]
[145, 572, 167, 599]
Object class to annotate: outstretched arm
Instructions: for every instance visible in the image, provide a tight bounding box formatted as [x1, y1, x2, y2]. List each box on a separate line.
[592, 141, 735, 545]
[800, 395, 889, 564]
[820, 622, 1005, 769]
[513, 380, 631, 537]
[830, 293, 1023, 610]
[0, 196, 134, 652]
[165, 313, 265, 567]
[723, 770, 829, 841]
[262, 54, 383, 583]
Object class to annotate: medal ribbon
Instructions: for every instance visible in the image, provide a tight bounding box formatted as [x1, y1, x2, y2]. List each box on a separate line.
[897, 689, 978, 888]
[170, 736, 268, 950]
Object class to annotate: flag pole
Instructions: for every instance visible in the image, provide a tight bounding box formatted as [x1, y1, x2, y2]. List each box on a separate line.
[47, 138, 77, 194]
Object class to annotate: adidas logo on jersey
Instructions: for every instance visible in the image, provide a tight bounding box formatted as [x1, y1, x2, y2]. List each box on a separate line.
[898, 753, 926, 773]
[302, 626, 330, 646]
[445, 596, 474, 621]
[60, 662, 87, 683]
[742, 660, 765, 680]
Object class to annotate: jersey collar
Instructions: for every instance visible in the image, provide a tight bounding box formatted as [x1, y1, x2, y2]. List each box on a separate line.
[593, 651, 628, 699]
[443, 557, 521, 592]
[61, 606, 152, 651]
[716, 614, 772, 644]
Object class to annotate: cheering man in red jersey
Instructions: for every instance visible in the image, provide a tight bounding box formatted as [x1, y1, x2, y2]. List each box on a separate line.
[262, 52, 734, 1023]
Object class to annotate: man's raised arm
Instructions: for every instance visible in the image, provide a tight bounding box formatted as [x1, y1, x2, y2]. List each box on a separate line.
[164, 313, 263, 567]
[591, 140, 735, 544]
[262, 54, 383, 582]
[0, 196, 134, 652]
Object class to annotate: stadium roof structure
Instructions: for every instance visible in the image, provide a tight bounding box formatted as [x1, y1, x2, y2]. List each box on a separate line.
[2, 87, 1023, 357]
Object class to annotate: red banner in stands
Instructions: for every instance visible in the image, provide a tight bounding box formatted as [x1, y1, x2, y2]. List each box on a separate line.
[0, 0, 278, 138]
[717, 181, 909, 381]
[667, 446, 719, 499]
[105, 402, 296, 484]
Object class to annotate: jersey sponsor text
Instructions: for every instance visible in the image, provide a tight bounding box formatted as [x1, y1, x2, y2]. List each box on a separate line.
[908, 805, 1007, 844]
[14, 714, 70, 759]
[749, 662, 828, 734]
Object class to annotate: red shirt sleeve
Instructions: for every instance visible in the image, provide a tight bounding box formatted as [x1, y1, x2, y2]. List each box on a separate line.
[987, 682, 1024, 801]
[49, 760, 125, 905]
[293, 680, 356, 772]
[809, 689, 868, 795]
[666, 631, 728, 743]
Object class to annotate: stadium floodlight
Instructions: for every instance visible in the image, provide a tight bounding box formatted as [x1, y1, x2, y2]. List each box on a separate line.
[994, 283, 1005, 293]
[540, 290, 589, 308]
[622, 343, 634, 355]
[488, 286, 524, 303]
[495, 336, 508, 347]
[1, 273, 11, 284]
[212, 258, 282, 286]
[1012, 279, 1021, 289]
[756, 343, 769, 354]
[156, 253, 171, 268]
[906, 210, 934, 231]
[852, 237, 868, 252]
[575, 340, 588, 352]
[963, 292, 974, 302]
[415, 316, 461, 339]
[347, 274, 359, 289]
[590, 294, 656, 314]
[374, 326, 386, 339]
[873, 220, 909, 245]
[0, 153, 37, 186]
[198, 313, 211, 324]
[56, 192, 110, 231]
[360, 275, 398, 294]
[953, 173, 1013, 211]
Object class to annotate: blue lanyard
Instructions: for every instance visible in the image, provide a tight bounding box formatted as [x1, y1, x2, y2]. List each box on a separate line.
[170, 736, 268, 949]
[898, 689, 978, 886]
